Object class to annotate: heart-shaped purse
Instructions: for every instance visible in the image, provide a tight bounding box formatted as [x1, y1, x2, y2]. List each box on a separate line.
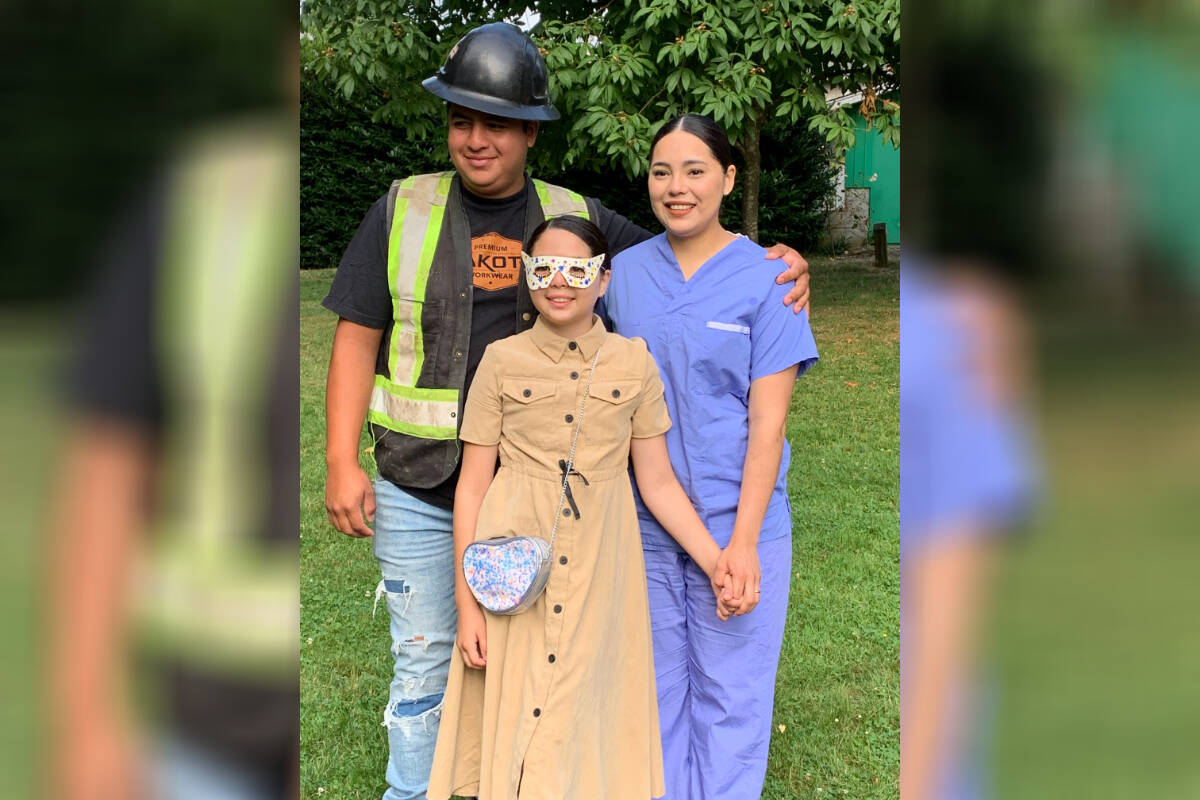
[463, 345, 602, 616]
[462, 536, 552, 614]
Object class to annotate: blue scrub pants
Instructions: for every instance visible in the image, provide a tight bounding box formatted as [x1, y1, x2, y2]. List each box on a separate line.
[370, 479, 457, 800]
[645, 535, 792, 800]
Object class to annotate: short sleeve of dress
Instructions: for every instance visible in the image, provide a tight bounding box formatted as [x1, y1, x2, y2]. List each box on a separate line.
[630, 341, 672, 439]
[460, 344, 504, 445]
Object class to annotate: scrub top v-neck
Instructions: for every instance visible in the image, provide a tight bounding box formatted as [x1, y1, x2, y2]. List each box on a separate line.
[607, 233, 819, 550]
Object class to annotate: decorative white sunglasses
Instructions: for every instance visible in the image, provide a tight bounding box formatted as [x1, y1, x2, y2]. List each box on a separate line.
[521, 251, 607, 289]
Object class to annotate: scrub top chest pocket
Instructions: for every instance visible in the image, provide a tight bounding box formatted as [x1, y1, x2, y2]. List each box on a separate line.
[690, 318, 753, 401]
[500, 377, 560, 452]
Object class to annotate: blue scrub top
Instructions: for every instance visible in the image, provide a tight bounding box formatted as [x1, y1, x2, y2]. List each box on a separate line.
[899, 261, 1036, 552]
[608, 233, 819, 550]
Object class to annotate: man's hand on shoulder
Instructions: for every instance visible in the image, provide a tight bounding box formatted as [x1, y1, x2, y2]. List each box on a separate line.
[765, 243, 811, 314]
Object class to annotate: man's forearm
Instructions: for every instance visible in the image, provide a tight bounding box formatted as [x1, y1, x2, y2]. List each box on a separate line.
[325, 319, 383, 467]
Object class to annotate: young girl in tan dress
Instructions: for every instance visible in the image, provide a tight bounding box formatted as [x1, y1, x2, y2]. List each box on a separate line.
[426, 215, 741, 800]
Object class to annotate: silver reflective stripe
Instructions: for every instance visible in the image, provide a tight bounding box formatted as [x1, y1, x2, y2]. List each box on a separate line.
[368, 376, 459, 440]
[533, 179, 589, 219]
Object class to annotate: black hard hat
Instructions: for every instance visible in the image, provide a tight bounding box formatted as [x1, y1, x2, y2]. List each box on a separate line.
[422, 23, 559, 122]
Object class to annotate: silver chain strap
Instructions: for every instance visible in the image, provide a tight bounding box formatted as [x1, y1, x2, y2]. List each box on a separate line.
[547, 342, 602, 550]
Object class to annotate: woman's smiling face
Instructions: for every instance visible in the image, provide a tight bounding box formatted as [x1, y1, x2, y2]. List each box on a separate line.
[648, 129, 735, 241]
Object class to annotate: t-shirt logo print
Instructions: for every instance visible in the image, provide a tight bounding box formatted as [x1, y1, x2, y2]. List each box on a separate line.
[472, 232, 523, 291]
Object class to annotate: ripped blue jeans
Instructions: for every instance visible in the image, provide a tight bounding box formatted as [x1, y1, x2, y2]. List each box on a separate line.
[371, 479, 457, 800]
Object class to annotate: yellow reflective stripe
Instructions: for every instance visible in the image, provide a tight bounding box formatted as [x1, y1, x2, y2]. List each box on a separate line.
[387, 172, 451, 385]
[367, 411, 458, 440]
[409, 175, 451, 383]
[565, 187, 589, 218]
[534, 178, 552, 209]
[532, 179, 590, 220]
[368, 377, 458, 439]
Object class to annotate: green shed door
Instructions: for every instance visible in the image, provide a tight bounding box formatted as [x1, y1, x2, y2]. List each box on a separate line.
[844, 112, 901, 243]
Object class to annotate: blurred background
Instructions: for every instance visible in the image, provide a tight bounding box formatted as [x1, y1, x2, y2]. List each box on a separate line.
[4, 0, 1199, 797]
[902, 0, 1199, 798]
[0, 0, 297, 797]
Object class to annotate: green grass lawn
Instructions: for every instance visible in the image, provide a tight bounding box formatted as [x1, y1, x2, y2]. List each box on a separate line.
[300, 255, 899, 799]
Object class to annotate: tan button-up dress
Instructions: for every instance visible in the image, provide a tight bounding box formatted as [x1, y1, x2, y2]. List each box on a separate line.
[427, 316, 670, 800]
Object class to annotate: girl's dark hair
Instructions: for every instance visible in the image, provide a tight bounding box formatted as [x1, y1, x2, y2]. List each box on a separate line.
[650, 113, 735, 171]
[524, 214, 612, 271]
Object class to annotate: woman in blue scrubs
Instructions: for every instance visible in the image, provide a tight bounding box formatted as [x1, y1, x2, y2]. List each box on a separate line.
[605, 114, 819, 799]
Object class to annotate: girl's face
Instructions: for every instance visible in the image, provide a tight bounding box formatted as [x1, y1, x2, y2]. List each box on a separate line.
[527, 226, 610, 335]
[648, 129, 736, 241]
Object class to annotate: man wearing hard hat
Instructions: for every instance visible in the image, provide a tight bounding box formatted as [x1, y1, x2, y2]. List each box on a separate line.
[321, 22, 810, 800]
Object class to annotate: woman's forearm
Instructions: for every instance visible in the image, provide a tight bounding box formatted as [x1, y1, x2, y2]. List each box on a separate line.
[730, 422, 786, 548]
[731, 366, 799, 548]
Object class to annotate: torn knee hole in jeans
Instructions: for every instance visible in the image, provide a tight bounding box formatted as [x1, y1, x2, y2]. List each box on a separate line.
[392, 634, 431, 655]
[382, 694, 443, 736]
[373, 578, 414, 617]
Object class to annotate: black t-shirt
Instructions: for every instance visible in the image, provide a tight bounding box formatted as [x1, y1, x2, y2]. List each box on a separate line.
[71, 178, 299, 778]
[323, 176, 652, 509]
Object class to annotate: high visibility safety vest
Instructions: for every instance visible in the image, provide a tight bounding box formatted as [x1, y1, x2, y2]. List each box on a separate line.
[367, 170, 590, 488]
[136, 117, 299, 678]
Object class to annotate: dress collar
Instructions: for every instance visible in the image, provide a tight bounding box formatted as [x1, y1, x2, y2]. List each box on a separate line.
[530, 314, 608, 363]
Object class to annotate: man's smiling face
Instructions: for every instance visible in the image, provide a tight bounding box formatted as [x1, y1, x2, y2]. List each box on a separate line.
[447, 104, 538, 199]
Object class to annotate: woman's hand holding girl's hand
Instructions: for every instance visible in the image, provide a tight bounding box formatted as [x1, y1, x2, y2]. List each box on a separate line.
[715, 541, 762, 616]
[456, 600, 488, 669]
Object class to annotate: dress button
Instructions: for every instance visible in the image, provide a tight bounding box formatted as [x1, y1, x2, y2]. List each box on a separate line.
[553, 604, 562, 614]
[562, 508, 570, 517]
[522, 312, 532, 322]
[570, 371, 579, 380]
[533, 708, 541, 718]
[568, 341, 577, 350]
[565, 414, 573, 423]
[548, 654, 556, 663]
[559, 556, 567, 565]
[612, 388, 621, 398]
[523, 389, 532, 397]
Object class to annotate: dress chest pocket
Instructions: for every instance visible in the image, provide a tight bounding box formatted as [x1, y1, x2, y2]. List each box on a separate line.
[581, 379, 641, 445]
[500, 378, 560, 451]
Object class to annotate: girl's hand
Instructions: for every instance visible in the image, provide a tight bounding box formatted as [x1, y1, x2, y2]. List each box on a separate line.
[715, 541, 762, 616]
[456, 601, 488, 669]
[712, 581, 741, 621]
[709, 569, 743, 620]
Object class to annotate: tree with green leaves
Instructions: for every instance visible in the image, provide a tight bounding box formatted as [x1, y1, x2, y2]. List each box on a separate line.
[536, 0, 899, 239]
[302, 0, 898, 240]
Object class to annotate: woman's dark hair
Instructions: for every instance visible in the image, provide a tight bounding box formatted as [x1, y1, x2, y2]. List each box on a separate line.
[524, 214, 612, 271]
[650, 113, 735, 171]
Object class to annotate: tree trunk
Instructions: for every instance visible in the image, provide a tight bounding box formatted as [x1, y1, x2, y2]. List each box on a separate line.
[740, 108, 764, 242]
